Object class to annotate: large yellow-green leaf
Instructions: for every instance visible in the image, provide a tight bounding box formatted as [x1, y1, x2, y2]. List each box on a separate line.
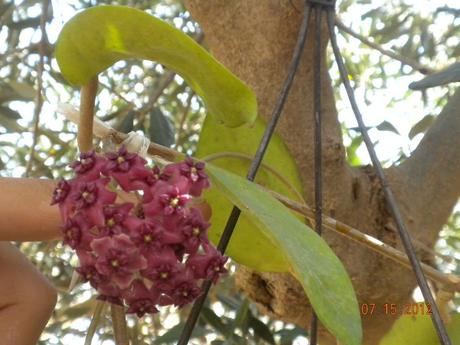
[380, 313, 460, 345]
[196, 115, 303, 271]
[206, 164, 362, 345]
[55, 5, 257, 127]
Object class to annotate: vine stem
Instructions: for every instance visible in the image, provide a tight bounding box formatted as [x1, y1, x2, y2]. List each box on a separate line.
[310, 5, 323, 343]
[78, 76, 99, 152]
[111, 304, 129, 345]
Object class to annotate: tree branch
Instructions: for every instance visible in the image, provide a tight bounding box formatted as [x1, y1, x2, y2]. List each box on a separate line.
[399, 88, 460, 239]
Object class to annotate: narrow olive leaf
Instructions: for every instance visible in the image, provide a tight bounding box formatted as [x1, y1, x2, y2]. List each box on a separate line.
[276, 328, 309, 345]
[408, 114, 435, 139]
[206, 164, 362, 345]
[248, 317, 275, 345]
[154, 323, 208, 344]
[196, 116, 303, 272]
[8, 81, 36, 101]
[55, 5, 257, 127]
[0, 106, 21, 120]
[116, 110, 135, 134]
[84, 301, 106, 345]
[225, 298, 250, 342]
[0, 111, 23, 132]
[148, 108, 174, 147]
[409, 62, 460, 90]
[376, 120, 400, 135]
[201, 307, 229, 335]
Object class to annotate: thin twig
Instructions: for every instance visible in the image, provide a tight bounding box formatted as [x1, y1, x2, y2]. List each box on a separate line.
[99, 80, 135, 106]
[25, 0, 49, 176]
[0, 43, 37, 66]
[78, 77, 99, 152]
[335, 17, 434, 75]
[136, 71, 176, 124]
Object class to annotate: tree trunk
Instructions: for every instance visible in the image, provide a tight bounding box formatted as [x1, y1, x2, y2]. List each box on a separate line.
[185, 1, 460, 343]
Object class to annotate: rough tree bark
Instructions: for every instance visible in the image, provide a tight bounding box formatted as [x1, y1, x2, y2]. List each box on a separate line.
[185, 1, 460, 343]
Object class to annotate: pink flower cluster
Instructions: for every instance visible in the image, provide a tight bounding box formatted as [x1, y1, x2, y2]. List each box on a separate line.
[51, 147, 227, 317]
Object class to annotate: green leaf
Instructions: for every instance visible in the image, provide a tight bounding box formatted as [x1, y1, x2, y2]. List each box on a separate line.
[8, 81, 36, 101]
[276, 328, 308, 345]
[377, 120, 400, 135]
[55, 5, 257, 127]
[148, 108, 174, 147]
[408, 115, 435, 139]
[196, 115, 303, 272]
[154, 323, 208, 344]
[201, 306, 229, 336]
[380, 312, 460, 345]
[346, 135, 363, 166]
[206, 164, 362, 345]
[227, 298, 250, 339]
[0, 106, 21, 120]
[248, 317, 275, 345]
[116, 110, 135, 134]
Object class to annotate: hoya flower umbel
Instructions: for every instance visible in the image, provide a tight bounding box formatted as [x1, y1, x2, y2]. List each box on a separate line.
[52, 147, 226, 317]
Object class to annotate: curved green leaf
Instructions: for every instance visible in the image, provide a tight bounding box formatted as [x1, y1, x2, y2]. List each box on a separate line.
[380, 313, 460, 345]
[55, 5, 257, 127]
[207, 164, 362, 345]
[196, 115, 303, 272]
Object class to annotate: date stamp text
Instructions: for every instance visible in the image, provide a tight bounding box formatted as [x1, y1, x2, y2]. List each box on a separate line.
[360, 303, 432, 316]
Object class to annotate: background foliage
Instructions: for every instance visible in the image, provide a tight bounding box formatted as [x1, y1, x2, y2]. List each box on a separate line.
[0, 0, 458, 344]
